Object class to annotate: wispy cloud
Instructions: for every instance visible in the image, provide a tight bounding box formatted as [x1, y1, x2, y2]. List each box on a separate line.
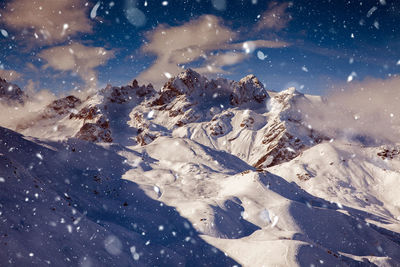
[0, 69, 22, 82]
[298, 76, 400, 144]
[193, 52, 249, 74]
[137, 15, 234, 86]
[1, 0, 92, 45]
[38, 43, 114, 90]
[0, 88, 56, 130]
[137, 14, 289, 87]
[255, 1, 292, 32]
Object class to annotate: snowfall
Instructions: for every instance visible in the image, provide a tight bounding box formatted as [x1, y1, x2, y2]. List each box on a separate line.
[1, 69, 400, 266]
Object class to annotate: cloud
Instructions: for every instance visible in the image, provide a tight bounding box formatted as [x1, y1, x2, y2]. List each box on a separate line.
[297, 76, 400, 145]
[0, 88, 57, 130]
[229, 39, 290, 53]
[1, 0, 92, 45]
[255, 2, 292, 31]
[38, 43, 114, 90]
[137, 15, 235, 86]
[193, 52, 249, 74]
[0, 69, 22, 82]
[137, 15, 289, 87]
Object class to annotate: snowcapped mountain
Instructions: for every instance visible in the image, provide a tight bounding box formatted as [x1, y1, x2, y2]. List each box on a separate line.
[1, 69, 400, 266]
[0, 77, 26, 105]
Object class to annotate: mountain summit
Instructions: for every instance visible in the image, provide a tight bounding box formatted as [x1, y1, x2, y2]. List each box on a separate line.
[0, 77, 26, 104]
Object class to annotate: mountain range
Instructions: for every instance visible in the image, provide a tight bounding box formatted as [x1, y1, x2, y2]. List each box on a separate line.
[1, 69, 400, 266]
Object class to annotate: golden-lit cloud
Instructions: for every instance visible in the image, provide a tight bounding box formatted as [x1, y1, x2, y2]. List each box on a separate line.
[0, 69, 22, 82]
[38, 43, 114, 90]
[1, 0, 91, 45]
[137, 15, 289, 87]
[137, 15, 234, 86]
[0, 88, 56, 130]
[255, 2, 292, 31]
[298, 76, 400, 144]
[193, 52, 249, 74]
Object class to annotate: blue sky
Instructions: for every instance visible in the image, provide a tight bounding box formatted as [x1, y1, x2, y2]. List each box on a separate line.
[0, 0, 399, 95]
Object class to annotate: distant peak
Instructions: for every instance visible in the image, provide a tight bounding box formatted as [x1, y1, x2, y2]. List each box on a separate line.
[231, 74, 268, 105]
[238, 74, 263, 89]
[0, 77, 26, 104]
[177, 68, 202, 81]
[240, 74, 257, 81]
[182, 68, 199, 76]
[280, 87, 304, 97]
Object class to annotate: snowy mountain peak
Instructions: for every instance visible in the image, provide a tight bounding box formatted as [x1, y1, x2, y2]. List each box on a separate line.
[153, 69, 269, 108]
[169, 68, 206, 91]
[0, 76, 26, 104]
[71, 80, 156, 143]
[42, 95, 82, 119]
[177, 68, 203, 82]
[231, 73, 269, 105]
[101, 80, 155, 104]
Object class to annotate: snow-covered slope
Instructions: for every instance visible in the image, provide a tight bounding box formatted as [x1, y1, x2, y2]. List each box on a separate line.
[17, 80, 155, 144]
[1, 69, 400, 266]
[0, 127, 237, 266]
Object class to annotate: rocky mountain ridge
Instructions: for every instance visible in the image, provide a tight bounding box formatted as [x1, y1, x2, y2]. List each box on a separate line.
[11, 69, 326, 168]
[2, 70, 400, 266]
[0, 76, 26, 104]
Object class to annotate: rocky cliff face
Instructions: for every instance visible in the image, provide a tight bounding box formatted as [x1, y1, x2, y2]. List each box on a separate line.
[253, 88, 327, 168]
[0, 77, 26, 104]
[42, 95, 82, 119]
[9, 69, 326, 168]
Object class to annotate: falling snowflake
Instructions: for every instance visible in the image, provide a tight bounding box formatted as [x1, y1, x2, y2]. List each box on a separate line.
[104, 235, 122, 256]
[212, 0, 227, 11]
[242, 42, 255, 54]
[347, 71, 357, 82]
[271, 215, 279, 228]
[90, 2, 101, 19]
[257, 50, 267, 60]
[0, 29, 8, 38]
[153, 185, 160, 194]
[366, 6, 377, 18]
[147, 110, 154, 119]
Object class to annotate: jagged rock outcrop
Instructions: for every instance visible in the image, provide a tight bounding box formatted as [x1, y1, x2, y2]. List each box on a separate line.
[152, 69, 269, 108]
[0, 77, 26, 104]
[70, 79, 155, 143]
[253, 88, 327, 168]
[102, 79, 155, 104]
[42, 95, 82, 119]
[230, 74, 269, 105]
[377, 146, 400, 160]
[13, 69, 326, 168]
[75, 116, 113, 143]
